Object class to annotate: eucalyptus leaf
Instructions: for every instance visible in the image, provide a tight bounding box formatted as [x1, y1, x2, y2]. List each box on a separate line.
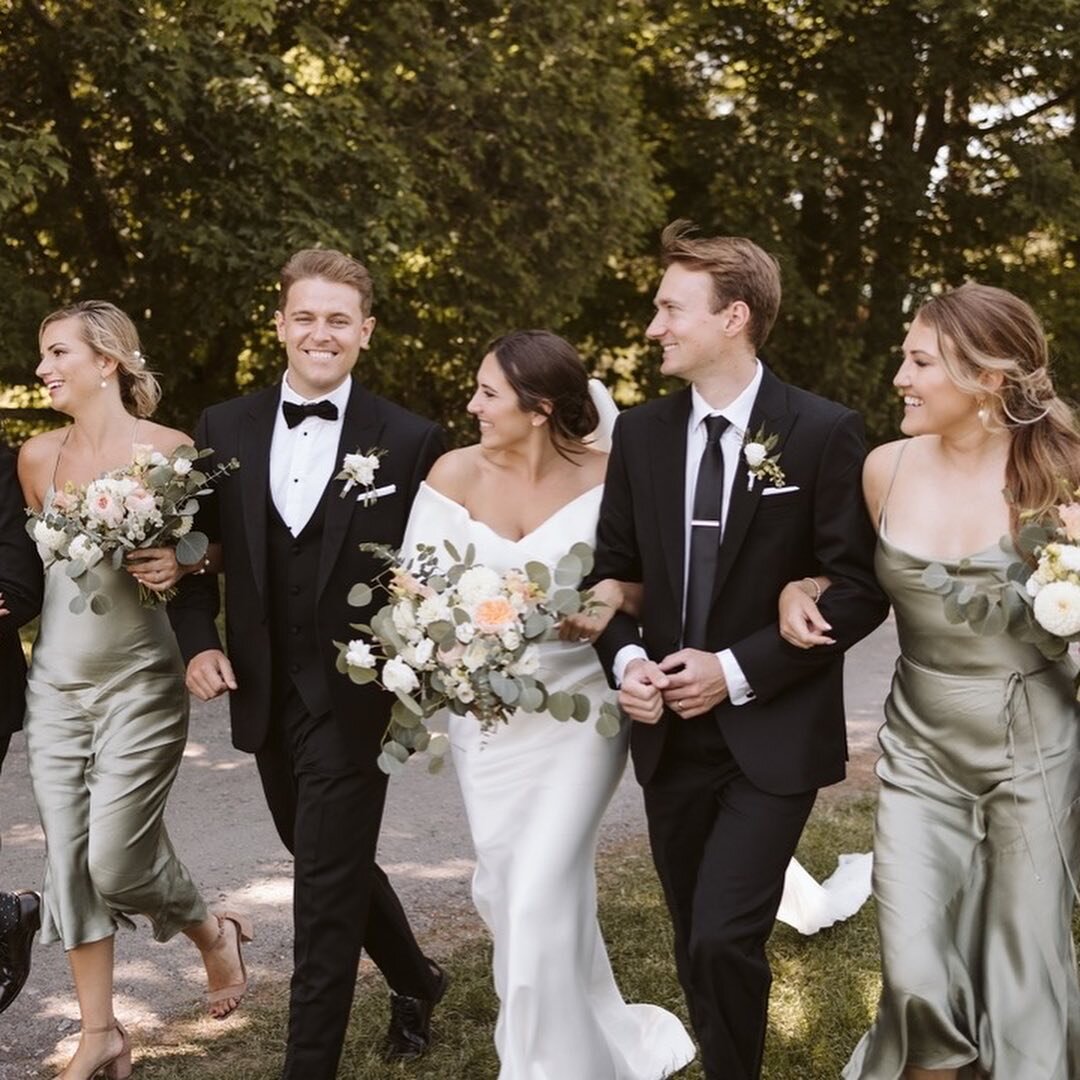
[548, 691, 574, 722]
[384, 739, 410, 763]
[443, 539, 461, 562]
[90, 593, 111, 615]
[596, 703, 623, 738]
[377, 751, 406, 776]
[525, 561, 551, 591]
[572, 693, 591, 722]
[111, 547, 125, 570]
[427, 733, 450, 758]
[1006, 561, 1032, 584]
[348, 582, 373, 607]
[176, 531, 209, 566]
[65, 558, 87, 579]
[569, 542, 595, 576]
[975, 603, 1008, 637]
[519, 685, 545, 712]
[426, 620, 456, 647]
[464, 542, 475, 566]
[921, 563, 951, 593]
[524, 612, 552, 639]
[427, 754, 446, 775]
[69, 593, 87, 615]
[396, 691, 424, 717]
[552, 589, 582, 616]
[554, 553, 584, 586]
[943, 593, 966, 625]
[965, 592, 989, 623]
[347, 665, 377, 685]
[489, 672, 520, 705]
[957, 583, 975, 605]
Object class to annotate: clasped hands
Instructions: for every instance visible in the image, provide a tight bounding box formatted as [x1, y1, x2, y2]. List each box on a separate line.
[618, 650, 728, 724]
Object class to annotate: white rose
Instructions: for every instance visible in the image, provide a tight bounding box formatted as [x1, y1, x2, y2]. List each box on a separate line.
[403, 638, 435, 668]
[344, 452, 379, 486]
[509, 645, 540, 676]
[68, 534, 104, 568]
[461, 640, 489, 672]
[500, 628, 521, 651]
[456, 565, 502, 607]
[345, 640, 376, 670]
[1033, 580, 1080, 637]
[392, 602, 418, 637]
[383, 655, 420, 694]
[416, 595, 452, 627]
[1057, 544, 1080, 573]
[744, 442, 767, 468]
[33, 520, 68, 552]
[455, 621, 476, 644]
[172, 457, 193, 476]
[1026, 574, 1044, 598]
[450, 675, 476, 704]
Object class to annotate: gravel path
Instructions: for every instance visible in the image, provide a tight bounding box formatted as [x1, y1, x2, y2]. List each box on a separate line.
[0, 619, 898, 1077]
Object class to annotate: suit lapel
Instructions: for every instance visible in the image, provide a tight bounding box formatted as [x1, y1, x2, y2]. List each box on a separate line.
[318, 379, 384, 598]
[650, 388, 692, 615]
[711, 366, 795, 598]
[239, 388, 278, 609]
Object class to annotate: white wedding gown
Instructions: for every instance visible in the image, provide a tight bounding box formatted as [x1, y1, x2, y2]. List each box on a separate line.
[401, 480, 872, 1078]
[403, 482, 696, 1080]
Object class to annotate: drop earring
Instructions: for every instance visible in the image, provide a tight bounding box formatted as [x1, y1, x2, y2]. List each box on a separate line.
[977, 398, 989, 425]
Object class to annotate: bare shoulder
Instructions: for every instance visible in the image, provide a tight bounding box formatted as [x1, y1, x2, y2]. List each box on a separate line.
[18, 428, 66, 507]
[137, 421, 192, 454]
[425, 445, 481, 503]
[863, 438, 921, 519]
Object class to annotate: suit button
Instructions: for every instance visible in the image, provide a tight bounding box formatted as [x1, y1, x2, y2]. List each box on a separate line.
[291, 544, 301, 554]
[289, 662, 300, 673]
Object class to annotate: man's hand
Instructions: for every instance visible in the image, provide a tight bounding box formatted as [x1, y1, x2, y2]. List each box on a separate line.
[186, 649, 238, 701]
[658, 649, 728, 718]
[617, 658, 670, 725]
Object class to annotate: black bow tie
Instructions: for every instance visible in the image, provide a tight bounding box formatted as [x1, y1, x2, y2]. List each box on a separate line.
[282, 399, 339, 428]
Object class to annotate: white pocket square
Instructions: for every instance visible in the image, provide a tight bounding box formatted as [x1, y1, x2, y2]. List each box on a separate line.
[358, 483, 397, 504]
[761, 485, 800, 496]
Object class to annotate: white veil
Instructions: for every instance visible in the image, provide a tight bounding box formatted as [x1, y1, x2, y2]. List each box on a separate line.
[585, 377, 620, 452]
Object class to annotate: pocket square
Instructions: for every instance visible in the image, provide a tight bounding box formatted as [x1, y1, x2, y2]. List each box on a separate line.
[761, 485, 800, 496]
[358, 483, 397, 504]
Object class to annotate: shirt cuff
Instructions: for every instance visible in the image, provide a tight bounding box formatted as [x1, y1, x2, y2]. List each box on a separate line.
[718, 649, 755, 706]
[613, 645, 649, 688]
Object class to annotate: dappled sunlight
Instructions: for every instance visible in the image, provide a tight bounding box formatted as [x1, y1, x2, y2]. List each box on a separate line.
[0, 820, 45, 846]
[382, 856, 475, 882]
[182, 741, 208, 758]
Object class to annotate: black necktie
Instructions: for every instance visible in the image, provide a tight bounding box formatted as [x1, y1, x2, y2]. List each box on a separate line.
[683, 414, 730, 649]
[282, 399, 338, 428]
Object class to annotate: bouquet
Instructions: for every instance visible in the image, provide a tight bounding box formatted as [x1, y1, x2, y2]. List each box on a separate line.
[922, 490, 1080, 689]
[27, 443, 237, 614]
[335, 539, 622, 775]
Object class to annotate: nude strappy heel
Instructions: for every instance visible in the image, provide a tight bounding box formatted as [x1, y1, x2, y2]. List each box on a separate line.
[56, 1021, 131, 1080]
[206, 911, 254, 1019]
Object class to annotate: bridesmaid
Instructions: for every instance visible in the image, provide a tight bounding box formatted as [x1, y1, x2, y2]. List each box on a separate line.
[19, 302, 251, 1080]
[780, 283, 1080, 1078]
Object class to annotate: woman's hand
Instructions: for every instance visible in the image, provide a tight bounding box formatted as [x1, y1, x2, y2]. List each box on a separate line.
[559, 578, 641, 643]
[125, 546, 187, 592]
[778, 578, 835, 649]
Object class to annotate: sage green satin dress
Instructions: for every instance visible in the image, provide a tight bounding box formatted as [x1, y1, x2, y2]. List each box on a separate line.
[24, 553, 208, 948]
[843, 533, 1080, 1079]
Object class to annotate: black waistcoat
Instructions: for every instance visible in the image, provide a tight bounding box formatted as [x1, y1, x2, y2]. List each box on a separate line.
[265, 485, 333, 719]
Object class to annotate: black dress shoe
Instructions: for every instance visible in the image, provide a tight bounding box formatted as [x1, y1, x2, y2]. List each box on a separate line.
[0, 891, 41, 1015]
[382, 961, 449, 1062]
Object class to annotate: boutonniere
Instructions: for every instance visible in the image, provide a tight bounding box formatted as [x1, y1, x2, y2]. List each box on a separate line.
[336, 447, 388, 504]
[742, 425, 785, 491]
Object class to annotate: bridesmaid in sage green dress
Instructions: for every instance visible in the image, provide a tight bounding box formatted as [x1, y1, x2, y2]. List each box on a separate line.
[779, 283, 1080, 1079]
[19, 301, 250, 1080]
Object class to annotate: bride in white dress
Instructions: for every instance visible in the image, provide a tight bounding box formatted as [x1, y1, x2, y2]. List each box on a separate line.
[400, 330, 870, 1078]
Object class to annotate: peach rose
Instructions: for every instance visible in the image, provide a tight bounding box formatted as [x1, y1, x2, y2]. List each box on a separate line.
[1058, 502, 1080, 542]
[472, 596, 518, 635]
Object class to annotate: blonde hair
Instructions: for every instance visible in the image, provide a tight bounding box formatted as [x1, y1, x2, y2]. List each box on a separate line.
[916, 282, 1080, 538]
[39, 301, 161, 418]
[660, 220, 782, 350]
[278, 249, 374, 315]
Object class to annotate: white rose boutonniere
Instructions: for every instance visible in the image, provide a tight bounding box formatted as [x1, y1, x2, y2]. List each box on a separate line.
[742, 424, 785, 491]
[336, 447, 388, 504]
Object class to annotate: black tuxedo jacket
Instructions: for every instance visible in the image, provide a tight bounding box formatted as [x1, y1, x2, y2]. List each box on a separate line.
[168, 378, 445, 762]
[593, 367, 888, 794]
[0, 445, 42, 737]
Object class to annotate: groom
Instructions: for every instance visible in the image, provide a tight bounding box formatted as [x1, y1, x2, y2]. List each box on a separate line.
[592, 222, 887, 1079]
[168, 250, 446, 1079]
[0, 441, 43, 1014]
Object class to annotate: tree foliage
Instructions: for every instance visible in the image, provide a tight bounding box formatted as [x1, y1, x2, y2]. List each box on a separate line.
[2, 1, 1079, 443]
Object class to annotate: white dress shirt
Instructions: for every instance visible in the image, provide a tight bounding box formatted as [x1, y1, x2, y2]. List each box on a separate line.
[269, 374, 353, 535]
[613, 362, 763, 706]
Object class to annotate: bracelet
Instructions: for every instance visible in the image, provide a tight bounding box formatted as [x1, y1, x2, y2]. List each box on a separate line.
[194, 556, 211, 576]
[801, 576, 822, 603]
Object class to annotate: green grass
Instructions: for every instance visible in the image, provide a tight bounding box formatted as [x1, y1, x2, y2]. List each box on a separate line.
[117, 798, 884, 1079]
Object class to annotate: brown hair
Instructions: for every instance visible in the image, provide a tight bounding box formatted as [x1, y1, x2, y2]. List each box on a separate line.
[278, 249, 374, 315]
[39, 301, 161, 418]
[660, 219, 782, 350]
[916, 282, 1080, 539]
[486, 330, 600, 462]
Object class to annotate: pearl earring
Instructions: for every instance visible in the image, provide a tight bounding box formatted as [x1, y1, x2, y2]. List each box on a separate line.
[100, 377, 108, 389]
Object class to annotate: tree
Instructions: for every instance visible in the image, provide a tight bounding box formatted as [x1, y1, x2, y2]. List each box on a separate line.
[0, 0, 659, 434]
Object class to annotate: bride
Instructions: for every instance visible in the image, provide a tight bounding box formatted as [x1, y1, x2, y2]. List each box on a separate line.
[401, 330, 867, 1078]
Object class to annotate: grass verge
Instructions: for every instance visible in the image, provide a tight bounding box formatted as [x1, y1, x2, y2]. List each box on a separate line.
[105, 798, 888, 1079]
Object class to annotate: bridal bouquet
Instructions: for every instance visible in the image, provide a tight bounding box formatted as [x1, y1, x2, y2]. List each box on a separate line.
[27, 443, 237, 614]
[336, 540, 622, 775]
[923, 490, 1080, 688]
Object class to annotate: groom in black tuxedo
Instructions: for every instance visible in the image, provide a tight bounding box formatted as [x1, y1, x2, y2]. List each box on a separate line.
[592, 223, 887, 1079]
[0, 441, 43, 1013]
[168, 251, 446, 1080]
